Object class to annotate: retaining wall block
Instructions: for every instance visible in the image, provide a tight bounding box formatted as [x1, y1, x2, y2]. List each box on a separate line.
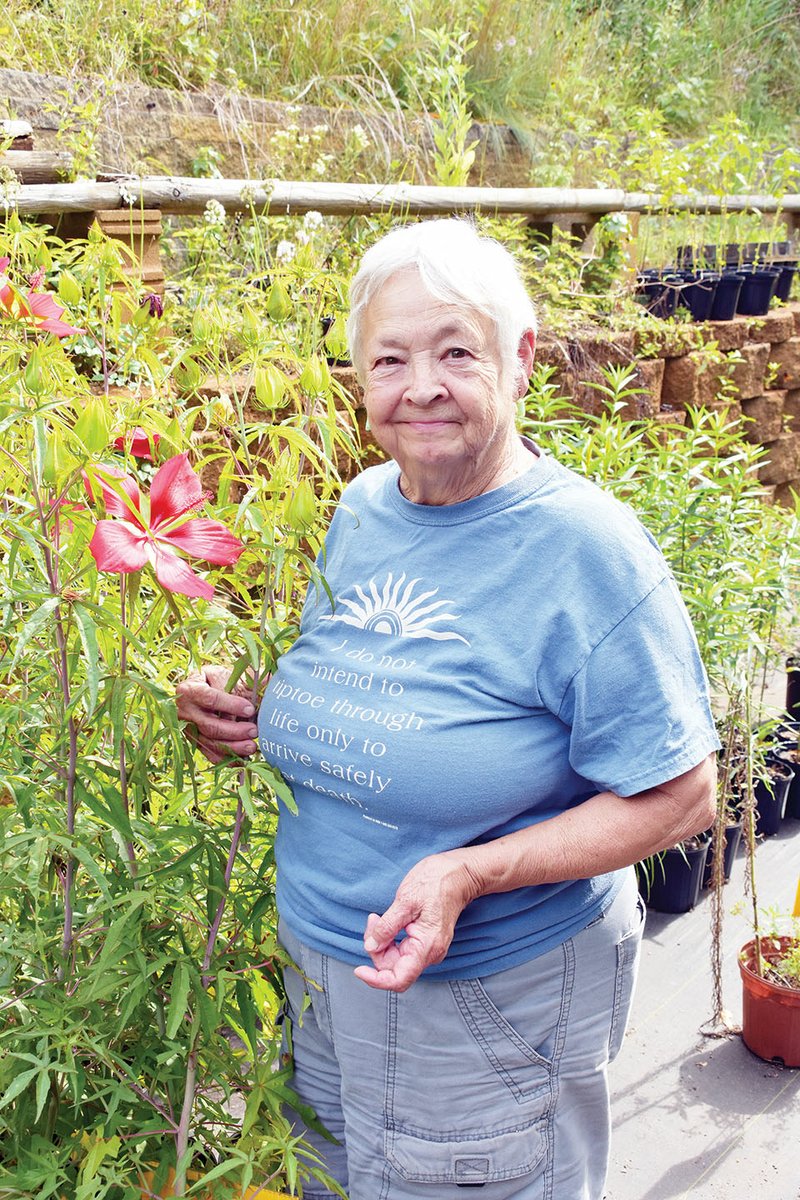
[773, 481, 800, 507]
[660, 351, 731, 409]
[783, 388, 800, 429]
[749, 309, 796, 345]
[757, 431, 800, 486]
[728, 342, 771, 400]
[622, 358, 665, 418]
[741, 393, 785, 444]
[704, 317, 752, 352]
[767, 336, 800, 390]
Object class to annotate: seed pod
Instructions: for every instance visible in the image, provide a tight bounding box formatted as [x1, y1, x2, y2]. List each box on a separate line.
[254, 364, 287, 410]
[285, 478, 317, 532]
[266, 279, 293, 322]
[58, 271, 83, 308]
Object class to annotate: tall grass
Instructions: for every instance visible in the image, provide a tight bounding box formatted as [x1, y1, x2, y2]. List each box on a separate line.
[3, 0, 800, 142]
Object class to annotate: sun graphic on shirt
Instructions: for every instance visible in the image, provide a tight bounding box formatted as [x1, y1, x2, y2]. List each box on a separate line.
[323, 572, 470, 644]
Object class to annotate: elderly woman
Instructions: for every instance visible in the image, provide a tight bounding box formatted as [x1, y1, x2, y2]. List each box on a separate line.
[177, 218, 718, 1200]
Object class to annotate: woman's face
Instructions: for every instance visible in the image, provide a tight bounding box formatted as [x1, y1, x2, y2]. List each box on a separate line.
[360, 270, 531, 503]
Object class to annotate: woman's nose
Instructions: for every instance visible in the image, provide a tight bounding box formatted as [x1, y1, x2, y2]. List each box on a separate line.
[403, 360, 446, 406]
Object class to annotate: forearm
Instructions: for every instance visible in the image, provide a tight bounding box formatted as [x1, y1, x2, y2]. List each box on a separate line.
[458, 754, 718, 902]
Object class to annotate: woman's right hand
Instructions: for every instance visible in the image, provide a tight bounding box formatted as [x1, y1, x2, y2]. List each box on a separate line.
[176, 665, 261, 765]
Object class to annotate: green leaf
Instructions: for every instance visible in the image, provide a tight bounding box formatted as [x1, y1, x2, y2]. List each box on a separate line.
[72, 602, 101, 713]
[10, 596, 61, 670]
[234, 976, 259, 1059]
[166, 962, 191, 1039]
[0, 1066, 39, 1109]
[34, 1067, 50, 1122]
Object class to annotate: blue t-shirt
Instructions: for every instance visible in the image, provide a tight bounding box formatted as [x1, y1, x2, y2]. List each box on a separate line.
[258, 444, 719, 978]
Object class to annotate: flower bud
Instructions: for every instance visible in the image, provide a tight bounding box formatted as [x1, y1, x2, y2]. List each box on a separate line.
[35, 244, 53, 272]
[266, 280, 293, 322]
[191, 309, 211, 343]
[58, 271, 83, 308]
[254, 364, 287, 410]
[299, 354, 331, 396]
[241, 303, 262, 346]
[42, 427, 75, 488]
[285, 478, 317, 533]
[74, 397, 112, 455]
[24, 348, 45, 396]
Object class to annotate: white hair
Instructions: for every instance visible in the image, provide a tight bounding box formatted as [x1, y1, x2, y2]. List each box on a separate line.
[346, 218, 537, 386]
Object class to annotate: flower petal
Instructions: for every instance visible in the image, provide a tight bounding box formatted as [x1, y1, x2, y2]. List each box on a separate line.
[114, 427, 160, 461]
[83, 464, 144, 526]
[161, 518, 245, 565]
[150, 452, 208, 529]
[89, 521, 148, 573]
[152, 544, 215, 599]
[36, 316, 85, 338]
[26, 291, 84, 338]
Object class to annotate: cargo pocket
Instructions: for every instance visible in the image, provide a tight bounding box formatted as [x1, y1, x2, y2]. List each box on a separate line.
[384, 972, 558, 1191]
[608, 892, 645, 1061]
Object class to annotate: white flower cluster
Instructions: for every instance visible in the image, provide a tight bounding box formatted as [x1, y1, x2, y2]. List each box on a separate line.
[348, 124, 369, 152]
[303, 210, 324, 230]
[276, 239, 296, 262]
[203, 198, 226, 227]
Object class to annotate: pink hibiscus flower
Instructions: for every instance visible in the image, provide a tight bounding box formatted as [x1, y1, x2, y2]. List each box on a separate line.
[86, 453, 244, 599]
[0, 256, 84, 338]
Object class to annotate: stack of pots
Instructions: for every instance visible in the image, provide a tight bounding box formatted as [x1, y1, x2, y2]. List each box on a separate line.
[637, 241, 798, 321]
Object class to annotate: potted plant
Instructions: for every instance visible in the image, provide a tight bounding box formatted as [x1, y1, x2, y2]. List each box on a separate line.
[636, 835, 710, 913]
[739, 918, 800, 1067]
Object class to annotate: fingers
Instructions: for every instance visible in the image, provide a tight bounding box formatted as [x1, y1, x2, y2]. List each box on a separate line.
[176, 668, 260, 764]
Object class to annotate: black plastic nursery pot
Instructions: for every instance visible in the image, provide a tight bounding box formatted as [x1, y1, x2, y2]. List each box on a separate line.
[755, 763, 794, 837]
[774, 262, 798, 303]
[679, 273, 720, 322]
[636, 273, 681, 319]
[736, 267, 781, 317]
[637, 839, 710, 913]
[702, 820, 743, 888]
[709, 272, 744, 320]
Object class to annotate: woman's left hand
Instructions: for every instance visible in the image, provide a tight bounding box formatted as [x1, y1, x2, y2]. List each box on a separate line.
[354, 850, 482, 993]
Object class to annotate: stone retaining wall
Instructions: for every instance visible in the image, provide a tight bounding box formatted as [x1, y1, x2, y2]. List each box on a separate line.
[0, 67, 528, 185]
[534, 304, 800, 503]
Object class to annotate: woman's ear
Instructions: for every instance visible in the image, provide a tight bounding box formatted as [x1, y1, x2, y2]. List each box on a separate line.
[516, 329, 536, 395]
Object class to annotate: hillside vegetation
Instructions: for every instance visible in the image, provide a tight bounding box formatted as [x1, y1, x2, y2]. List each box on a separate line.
[4, 0, 800, 165]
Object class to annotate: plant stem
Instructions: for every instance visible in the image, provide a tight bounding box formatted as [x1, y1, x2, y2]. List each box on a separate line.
[118, 574, 137, 875]
[31, 471, 79, 976]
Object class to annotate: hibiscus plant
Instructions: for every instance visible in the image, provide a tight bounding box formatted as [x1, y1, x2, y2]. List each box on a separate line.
[0, 216, 356, 1198]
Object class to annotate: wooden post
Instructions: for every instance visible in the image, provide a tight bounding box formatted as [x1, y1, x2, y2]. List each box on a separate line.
[93, 209, 165, 306]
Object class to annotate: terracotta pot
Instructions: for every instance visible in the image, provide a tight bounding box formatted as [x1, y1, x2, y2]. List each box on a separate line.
[140, 1170, 285, 1198]
[739, 936, 800, 1067]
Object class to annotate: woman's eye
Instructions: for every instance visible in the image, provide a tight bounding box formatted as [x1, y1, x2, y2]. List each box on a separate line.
[447, 347, 469, 359]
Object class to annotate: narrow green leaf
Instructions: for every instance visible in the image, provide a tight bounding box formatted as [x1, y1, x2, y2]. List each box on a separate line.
[0, 1066, 39, 1109]
[72, 602, 101, 713]
[166, 962, 191, 1040]
[9, 596, 61, 670]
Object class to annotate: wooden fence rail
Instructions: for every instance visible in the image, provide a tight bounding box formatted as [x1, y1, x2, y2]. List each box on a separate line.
[5, 178, 800, 229]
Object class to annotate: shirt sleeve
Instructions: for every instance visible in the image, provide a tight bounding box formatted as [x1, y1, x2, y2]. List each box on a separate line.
[558, 575, 721, 796]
